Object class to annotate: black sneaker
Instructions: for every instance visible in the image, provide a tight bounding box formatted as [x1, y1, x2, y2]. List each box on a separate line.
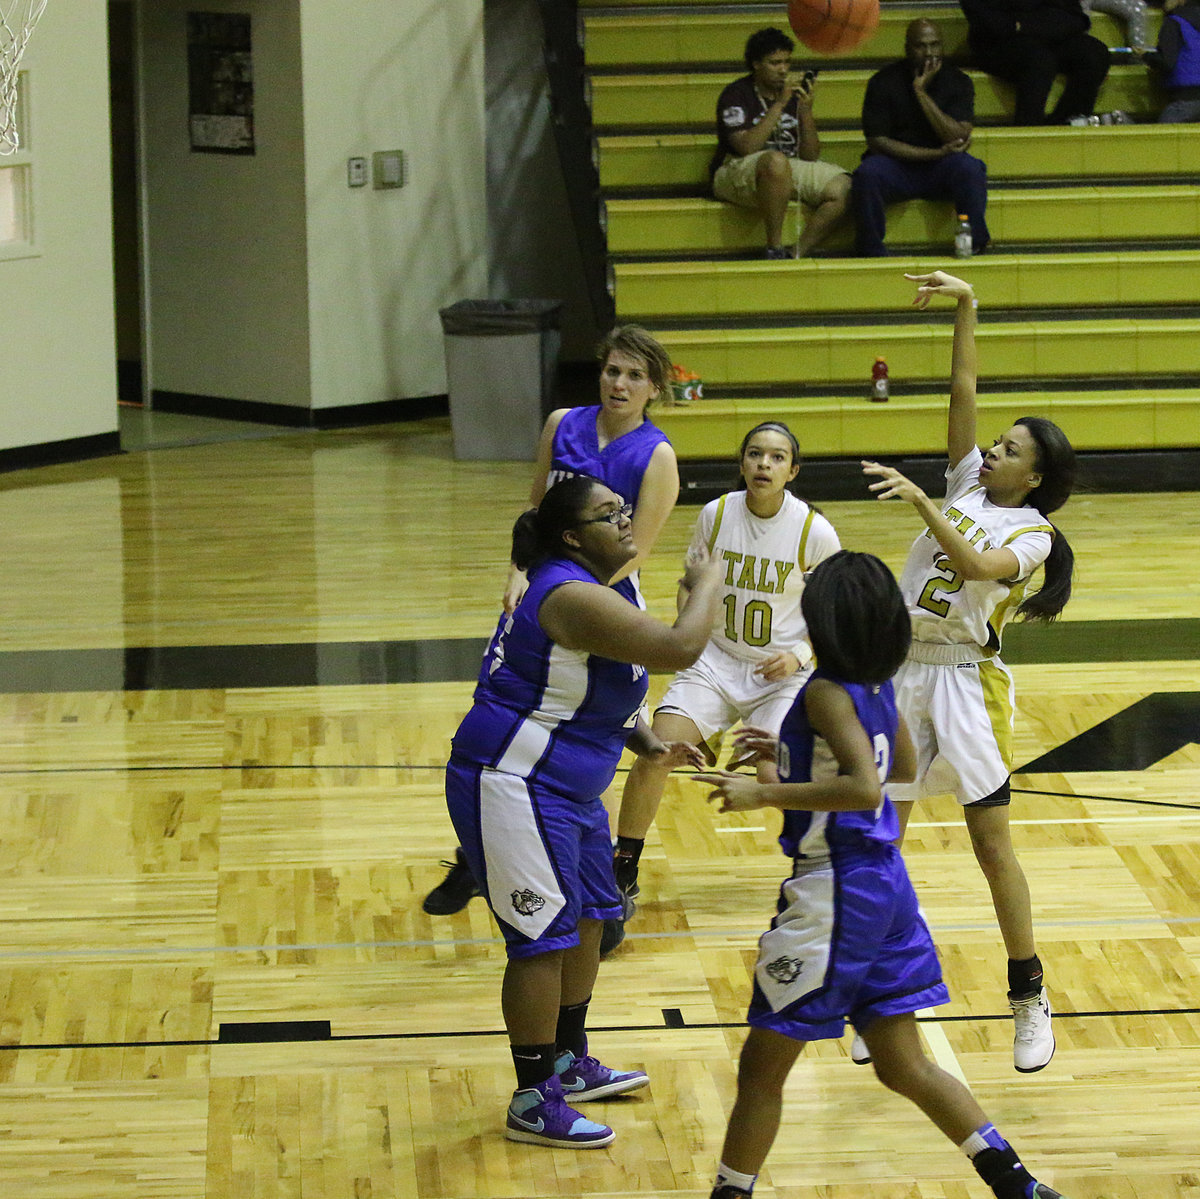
[711, 1185, 753, 1198]
[421, 847, 480, 915]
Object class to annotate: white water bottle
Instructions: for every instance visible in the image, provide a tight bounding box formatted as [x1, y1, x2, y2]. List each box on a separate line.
[954, 213, 972, 259]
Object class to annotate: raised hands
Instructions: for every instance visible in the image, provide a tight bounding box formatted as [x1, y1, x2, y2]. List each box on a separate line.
[861, 460, 928, 506]
[681, 543, 721, 592]
[904, 270, 975, 308]
[729, 724, 779, 765]
[642, 739, 707, 773]
[692, 770, 766, 813]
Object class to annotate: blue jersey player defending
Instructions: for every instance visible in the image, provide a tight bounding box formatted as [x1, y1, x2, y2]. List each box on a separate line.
[426, 325, 680, 918]
[695, 551, 1067, 1199]
[445, 476, 722, 1149]
[503, 324, 680, 615]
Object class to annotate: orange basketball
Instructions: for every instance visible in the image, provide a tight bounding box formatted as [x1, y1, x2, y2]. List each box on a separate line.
[788, 0, 880, 55]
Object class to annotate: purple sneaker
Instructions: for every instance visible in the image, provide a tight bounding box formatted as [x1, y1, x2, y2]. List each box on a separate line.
[505, 1074, 615, 1148]
[555, 1049, 649, 1101]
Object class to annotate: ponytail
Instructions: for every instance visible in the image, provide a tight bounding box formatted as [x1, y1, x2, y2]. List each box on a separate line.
[1012, 415, 1076, 622]
[511, 475, 600, 571]
[1016, 524, 1074, 622]
[510, 509, 543, 572]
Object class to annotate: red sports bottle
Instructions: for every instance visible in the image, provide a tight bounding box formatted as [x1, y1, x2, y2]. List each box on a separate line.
[871, 356, 889, 402]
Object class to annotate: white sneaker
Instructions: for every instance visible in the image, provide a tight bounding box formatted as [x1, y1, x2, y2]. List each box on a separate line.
[1010, 986, 1055, 1072]
[850, 1033, 872, 1065]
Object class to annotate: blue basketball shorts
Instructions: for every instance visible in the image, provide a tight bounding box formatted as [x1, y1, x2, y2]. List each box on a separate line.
[747, 843, 949, 1041]
[445, 757, 623, 959]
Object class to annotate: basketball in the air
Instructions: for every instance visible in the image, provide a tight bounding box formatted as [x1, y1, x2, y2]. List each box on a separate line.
[788, 0, 880, 55]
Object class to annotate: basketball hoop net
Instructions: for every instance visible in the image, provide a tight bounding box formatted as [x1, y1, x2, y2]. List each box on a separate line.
[1, 0, 48, 154]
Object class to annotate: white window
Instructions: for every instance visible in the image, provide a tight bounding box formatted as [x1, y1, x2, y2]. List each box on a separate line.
[0, 161, 30, 243]
[0, 70, 34, 254]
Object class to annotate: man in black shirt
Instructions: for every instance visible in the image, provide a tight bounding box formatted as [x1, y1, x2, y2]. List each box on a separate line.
[960, 0, 1110, 125]
[852, 20, 990, 256]
[710, 27, 850, 259]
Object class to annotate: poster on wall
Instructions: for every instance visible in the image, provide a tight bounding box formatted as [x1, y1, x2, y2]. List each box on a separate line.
[187, 12, 255, 154]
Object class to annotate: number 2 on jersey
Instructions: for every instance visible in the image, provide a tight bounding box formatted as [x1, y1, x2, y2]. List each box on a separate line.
[916, 554, 964, 618]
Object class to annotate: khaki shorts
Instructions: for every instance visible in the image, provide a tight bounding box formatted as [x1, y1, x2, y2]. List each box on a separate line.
[713, 151, 847, 209]
[655, 640, 809, 765]
[886, 654, 1016, 807]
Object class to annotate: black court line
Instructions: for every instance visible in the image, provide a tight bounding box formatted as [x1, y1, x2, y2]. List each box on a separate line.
[218, 1019, 332, 1044]
[0, 638, 493, 693]
[1012, 787, 1200, 812]
[0, 764, 1196, 814]
[1, 618, 1198, 692]
[2, 1005, 1197, 1053]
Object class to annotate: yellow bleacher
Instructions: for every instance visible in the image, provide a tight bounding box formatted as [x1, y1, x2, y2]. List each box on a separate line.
[584, 1, 1200, 461]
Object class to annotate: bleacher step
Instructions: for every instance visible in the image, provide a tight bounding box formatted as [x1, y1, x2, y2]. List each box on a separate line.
[605, 186, 1200, 255]
[613, 250, 1200, 319]
[651, 388, 1200, 459]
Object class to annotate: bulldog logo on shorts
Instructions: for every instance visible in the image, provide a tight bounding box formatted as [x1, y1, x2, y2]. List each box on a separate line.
[511, 888, 546, 917]
[765, 954, 805, 985]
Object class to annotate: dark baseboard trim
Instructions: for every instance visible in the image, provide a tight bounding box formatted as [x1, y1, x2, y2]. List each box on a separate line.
[679, 448, 1200, 504]
[150, 390, 449, 429]
[151, 390, 312, 426]
[313, 394, 449, 428]
[0, 432, 122, 475]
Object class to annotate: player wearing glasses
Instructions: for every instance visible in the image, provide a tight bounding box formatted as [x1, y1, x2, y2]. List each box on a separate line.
[444, 476, 722, 1149]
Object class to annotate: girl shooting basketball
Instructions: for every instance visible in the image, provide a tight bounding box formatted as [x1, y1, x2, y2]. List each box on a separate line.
[862, 270, 1077, 1074]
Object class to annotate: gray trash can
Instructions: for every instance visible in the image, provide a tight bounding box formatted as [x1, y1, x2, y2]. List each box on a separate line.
[438, 299, 562, 461]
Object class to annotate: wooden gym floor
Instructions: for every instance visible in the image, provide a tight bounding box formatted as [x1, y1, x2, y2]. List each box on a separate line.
[0, 417, 1197, 1198]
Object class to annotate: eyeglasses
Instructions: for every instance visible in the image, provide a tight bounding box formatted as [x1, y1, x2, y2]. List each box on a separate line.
[578, 502, 633, 526]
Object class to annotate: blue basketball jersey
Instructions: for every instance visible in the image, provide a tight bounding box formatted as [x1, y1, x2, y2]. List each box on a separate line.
[777, 671, 901, 858]
[451, 558, 650, 803]
[545, 405, 670, 513]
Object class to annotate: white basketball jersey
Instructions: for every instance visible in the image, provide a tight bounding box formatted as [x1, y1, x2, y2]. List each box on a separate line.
[688, 490, 840, 664]
[899, 447, 1053, 650]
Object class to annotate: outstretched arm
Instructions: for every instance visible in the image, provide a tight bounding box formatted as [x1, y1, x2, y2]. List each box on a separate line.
[539, 549, 724, 672]
[626, 715, 707, 770]
[906, 271, 977, 468]
[695, 680, 883, 813]
[860, 459, 1021, 581]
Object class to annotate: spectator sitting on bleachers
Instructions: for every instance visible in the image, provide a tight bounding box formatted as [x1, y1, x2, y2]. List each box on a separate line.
[1139, 0, 1200, 121]
[853, 19, 990, 257]
[959, 0, 1112, 124]
[1081, 0, 1151, 52]
[709, 26, 851, 259]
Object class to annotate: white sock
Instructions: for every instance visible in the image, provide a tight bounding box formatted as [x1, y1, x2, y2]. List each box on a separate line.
[715, 1162, 757, 1191]
[959, 1122, 1006, 1159]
